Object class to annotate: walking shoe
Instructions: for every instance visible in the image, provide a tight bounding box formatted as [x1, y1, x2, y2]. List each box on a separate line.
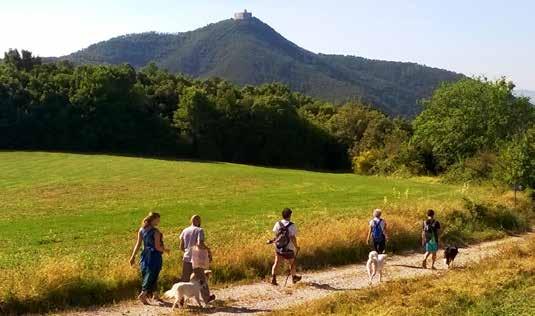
[138, 292, 149, 305]
[292, 275, 302, 284]
[271, 275, 278, 286]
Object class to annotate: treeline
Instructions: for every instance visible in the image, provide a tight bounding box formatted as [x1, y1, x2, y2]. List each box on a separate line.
[1, 50, 534, 188]
[0, 49, 347, 169]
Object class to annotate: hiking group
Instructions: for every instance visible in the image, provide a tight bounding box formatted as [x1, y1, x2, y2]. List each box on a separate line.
[129, 207, 441, 307]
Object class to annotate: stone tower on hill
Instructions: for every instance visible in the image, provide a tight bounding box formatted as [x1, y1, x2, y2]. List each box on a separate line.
[234, 9, 252, 20]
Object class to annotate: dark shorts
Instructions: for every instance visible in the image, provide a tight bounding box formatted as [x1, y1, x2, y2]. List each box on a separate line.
[276, 248, 295, 259]
[373, 239, 386, 253]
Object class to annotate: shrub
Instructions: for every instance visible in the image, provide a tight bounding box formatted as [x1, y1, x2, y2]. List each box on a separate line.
[352, 150, 381, 174]
[441, 199, 530, 245]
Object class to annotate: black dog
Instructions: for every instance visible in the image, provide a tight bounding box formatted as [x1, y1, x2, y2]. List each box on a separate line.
[444, 246, 459, 269]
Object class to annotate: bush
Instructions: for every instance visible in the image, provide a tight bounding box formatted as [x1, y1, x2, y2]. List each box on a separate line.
[352, 150, 381, 174]
[441, 199, 530, 245]
[442, 152, 497, 184]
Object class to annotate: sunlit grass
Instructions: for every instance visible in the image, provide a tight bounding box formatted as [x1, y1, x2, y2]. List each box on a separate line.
[0, 151, 530, 313]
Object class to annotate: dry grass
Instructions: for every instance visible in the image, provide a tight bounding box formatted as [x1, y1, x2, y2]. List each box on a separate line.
[0, 152, 533, 314]
[273, 236, 535, 316]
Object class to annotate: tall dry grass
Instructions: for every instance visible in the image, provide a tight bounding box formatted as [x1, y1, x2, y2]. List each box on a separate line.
[273, 235, 535, 316]
[0, 191, 532, 314]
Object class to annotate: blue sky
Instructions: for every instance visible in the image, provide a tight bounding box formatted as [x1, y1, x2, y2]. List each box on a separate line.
[1, 0, 534, 90]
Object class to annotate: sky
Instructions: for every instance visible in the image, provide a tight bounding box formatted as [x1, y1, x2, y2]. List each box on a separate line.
[1, 0, 534, 90]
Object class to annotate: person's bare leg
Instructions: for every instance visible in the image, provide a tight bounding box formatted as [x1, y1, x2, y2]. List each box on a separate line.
[431, 252, 437, 269]
[288, 258, 296, 276]
[271, 254, 280, 285]
[289, 257, 302, 283]
[422, 252, 430, 268]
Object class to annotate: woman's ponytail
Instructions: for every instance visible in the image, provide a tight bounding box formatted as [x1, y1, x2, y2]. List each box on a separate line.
[141, 212, 160, 228]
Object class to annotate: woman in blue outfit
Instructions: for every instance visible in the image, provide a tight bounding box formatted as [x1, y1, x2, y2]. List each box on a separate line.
[129, 212, 169, 304]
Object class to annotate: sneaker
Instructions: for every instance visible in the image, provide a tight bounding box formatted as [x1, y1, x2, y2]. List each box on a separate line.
[138, 292, 149, 305]
[292, 275, 302, 284]
[271, 275, 278, 286]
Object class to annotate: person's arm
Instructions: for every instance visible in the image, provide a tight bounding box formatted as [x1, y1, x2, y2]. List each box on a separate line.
[421, 223, 426, 246]
[291, 225, 299, 251]
[154, 230, 169, 253]
[196, 229, 212, 261]
[383, 221, 389, 241]
[179, 234, 185, 252]
[436, 222, 441, 248]
[129, 229, 142, 266]
[291, 236, 299, 251]
[366, 225, 372, 244]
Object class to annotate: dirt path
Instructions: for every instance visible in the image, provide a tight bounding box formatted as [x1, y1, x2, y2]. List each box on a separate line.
[58, 233, 532, 316]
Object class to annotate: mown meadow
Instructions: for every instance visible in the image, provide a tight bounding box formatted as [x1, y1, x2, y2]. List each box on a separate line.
[0, 151, 532, 313]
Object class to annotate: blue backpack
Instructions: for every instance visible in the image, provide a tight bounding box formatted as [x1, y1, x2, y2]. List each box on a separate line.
[372, 219, 385, 242]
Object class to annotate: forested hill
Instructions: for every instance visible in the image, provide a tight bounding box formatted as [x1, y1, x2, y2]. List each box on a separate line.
[59, 17, 462, 116]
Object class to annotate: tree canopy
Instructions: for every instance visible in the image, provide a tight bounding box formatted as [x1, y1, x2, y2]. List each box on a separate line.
[412, 78, 534, 169]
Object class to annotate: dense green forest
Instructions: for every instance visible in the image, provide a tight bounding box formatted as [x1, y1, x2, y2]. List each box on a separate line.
[1, 49, 534, 188]
[59, 17, 462, 116]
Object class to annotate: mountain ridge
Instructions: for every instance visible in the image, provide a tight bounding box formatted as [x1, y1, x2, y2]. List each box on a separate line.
[58, 16, 463, 116]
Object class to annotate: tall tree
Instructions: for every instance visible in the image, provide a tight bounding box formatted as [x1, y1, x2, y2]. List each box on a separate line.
[412, 78, 534, 169]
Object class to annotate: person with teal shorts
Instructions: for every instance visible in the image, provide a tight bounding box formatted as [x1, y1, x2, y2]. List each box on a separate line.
[421, 209, 441, 269]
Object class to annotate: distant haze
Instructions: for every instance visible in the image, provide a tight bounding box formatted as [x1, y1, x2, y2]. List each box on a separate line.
[515, 89, 535, 102]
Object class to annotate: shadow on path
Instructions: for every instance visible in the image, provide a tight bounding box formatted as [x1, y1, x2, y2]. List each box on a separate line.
[306, 281, 359, 291]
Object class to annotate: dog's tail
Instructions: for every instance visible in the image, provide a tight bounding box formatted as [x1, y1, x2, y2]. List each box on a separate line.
[163, 284, 178, 299]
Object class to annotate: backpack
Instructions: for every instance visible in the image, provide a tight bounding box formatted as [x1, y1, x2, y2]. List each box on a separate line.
[371, 219, 385, 242]
[274, 221, 293, 250]
[424, 220, 436, 242]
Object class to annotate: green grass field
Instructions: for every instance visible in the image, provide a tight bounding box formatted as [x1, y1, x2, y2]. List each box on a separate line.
[0, 151, 529, 313]
[0, 151, 459, 270]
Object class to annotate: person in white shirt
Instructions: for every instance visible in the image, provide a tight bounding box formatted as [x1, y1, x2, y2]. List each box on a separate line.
[270, 208, 302, 285]
[179, 215, 215, 303]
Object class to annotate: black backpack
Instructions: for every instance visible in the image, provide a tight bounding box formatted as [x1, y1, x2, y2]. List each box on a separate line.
[274, 221, 293, 250]
[424, 220, 437, 241]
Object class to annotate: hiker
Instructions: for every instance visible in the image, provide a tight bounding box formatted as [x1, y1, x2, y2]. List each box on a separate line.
[366, 208, 388, 253]
[179, 215, 215, 303]
[422, 209, 441, 269]
[129, 212, 170, 304]
[270, 208, 302, 285]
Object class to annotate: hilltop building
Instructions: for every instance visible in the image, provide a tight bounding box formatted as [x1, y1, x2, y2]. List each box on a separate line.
[234, 9, 252, 20]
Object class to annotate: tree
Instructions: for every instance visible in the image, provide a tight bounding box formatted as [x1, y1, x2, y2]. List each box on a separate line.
[413, 78, 534, 169]
[173, 87, 221, 159]
[494, 128, 535, 190]
[3, 49, 41, 71]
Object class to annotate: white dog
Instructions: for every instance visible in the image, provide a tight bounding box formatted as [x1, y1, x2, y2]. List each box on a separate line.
[366, 251, 387, 285]
[163, 270, 211, 310]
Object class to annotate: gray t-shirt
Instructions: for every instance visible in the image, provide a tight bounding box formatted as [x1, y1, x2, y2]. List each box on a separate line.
[179, 225, 205, 263]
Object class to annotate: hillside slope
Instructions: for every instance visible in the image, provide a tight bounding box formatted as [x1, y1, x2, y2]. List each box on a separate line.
[61, 17, 462, 116]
